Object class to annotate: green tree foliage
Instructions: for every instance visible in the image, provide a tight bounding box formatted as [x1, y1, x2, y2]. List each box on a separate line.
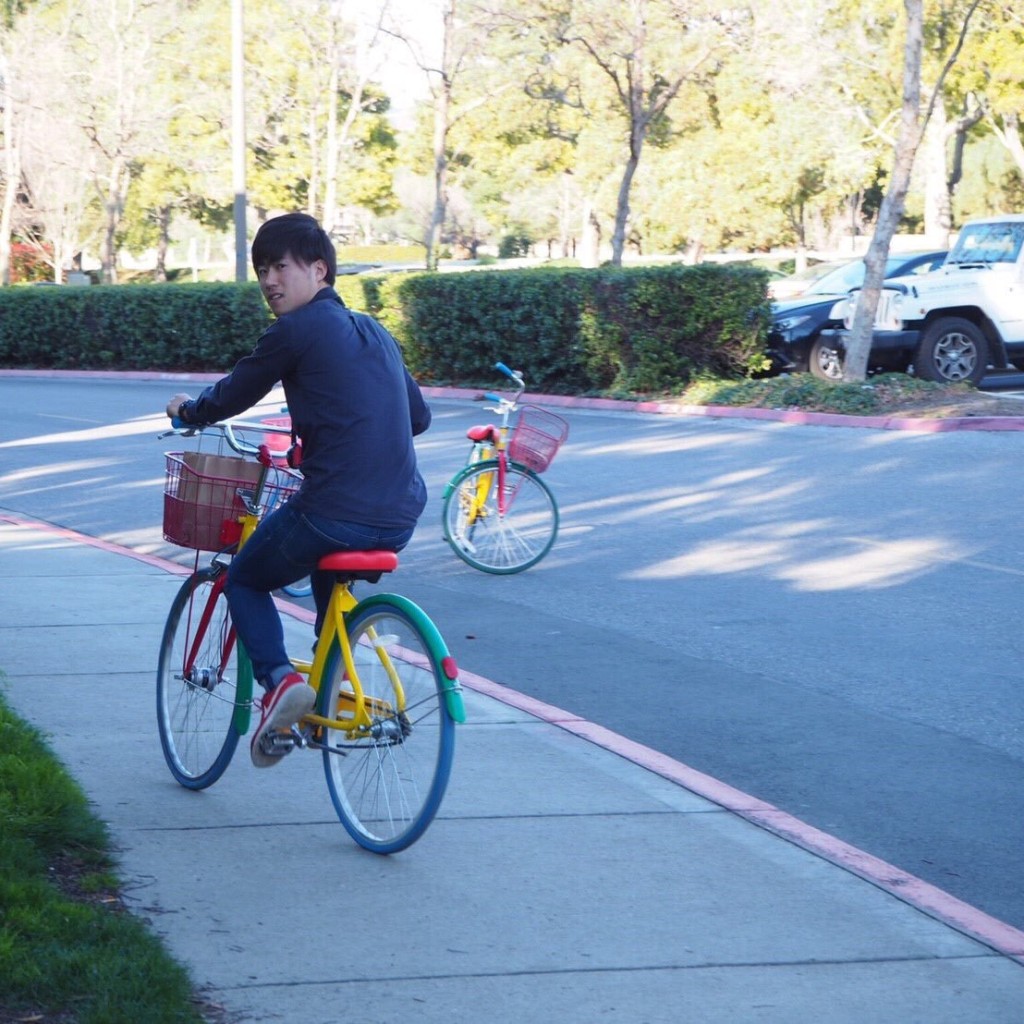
[2, 0, 1022, 283]
[948, 0, 1024, 178]
[1, 0, 30, 29]
[241, 0, 399, 229]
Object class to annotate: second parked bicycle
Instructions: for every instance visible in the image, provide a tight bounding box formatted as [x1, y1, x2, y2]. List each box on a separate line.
[441, 363, 569, 574]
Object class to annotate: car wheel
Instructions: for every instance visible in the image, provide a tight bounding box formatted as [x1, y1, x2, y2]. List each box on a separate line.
[808, 337, 844, 381]
[914, 318, 987, 385]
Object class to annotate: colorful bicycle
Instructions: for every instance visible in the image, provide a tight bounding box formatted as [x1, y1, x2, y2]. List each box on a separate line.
[157, 420, 464, 854]
[441, 362, 569, 574]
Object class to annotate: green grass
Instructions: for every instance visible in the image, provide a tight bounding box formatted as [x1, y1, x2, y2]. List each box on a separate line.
[0, 681, 208, 1024]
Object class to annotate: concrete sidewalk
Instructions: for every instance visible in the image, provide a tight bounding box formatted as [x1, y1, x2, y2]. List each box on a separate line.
[2, 514, 1023, 1024]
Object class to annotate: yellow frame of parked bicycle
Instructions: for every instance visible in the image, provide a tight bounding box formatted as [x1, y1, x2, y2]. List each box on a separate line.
[460, 425, 512, 526]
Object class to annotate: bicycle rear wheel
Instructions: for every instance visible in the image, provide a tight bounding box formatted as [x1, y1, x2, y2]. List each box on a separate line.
[442, 459, 559, 574]
[319, 594, 456, 854]
[157, 568, 247, 789]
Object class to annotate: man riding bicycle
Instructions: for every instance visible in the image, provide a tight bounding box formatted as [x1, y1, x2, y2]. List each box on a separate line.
[166, 212, 431, 767]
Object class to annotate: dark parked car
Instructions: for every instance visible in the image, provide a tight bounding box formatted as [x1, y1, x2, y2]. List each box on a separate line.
[766, 251, 948, 380]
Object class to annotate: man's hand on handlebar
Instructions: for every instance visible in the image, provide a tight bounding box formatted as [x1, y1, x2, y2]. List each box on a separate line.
[167, 393, 192, 420]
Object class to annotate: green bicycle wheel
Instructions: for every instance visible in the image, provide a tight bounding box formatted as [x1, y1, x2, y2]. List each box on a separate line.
[319, 594, 459, 854]
[442, 458, 559, 574]
[156, 568, 249, 789]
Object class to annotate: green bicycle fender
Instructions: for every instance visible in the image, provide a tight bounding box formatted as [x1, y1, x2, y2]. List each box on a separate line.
[349, 592, 466, 724]
[232, 641, 256, 734]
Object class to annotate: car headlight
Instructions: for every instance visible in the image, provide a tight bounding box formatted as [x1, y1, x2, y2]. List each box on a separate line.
[774, 313, 811, 333]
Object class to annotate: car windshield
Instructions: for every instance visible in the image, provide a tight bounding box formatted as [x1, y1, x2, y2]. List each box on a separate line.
[804, 254, 941, 296]
[768, 259, 849, 298]
[948, 223, 1024, 265]
[805, 261, 868, 295]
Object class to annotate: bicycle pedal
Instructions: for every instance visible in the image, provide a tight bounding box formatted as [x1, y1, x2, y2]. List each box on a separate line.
[289, 724, 310, 749]
[259, 730, 296, 756]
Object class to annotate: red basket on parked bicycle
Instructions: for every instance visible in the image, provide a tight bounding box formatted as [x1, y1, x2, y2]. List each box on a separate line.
[260, 413, 293, 468]
[508, 405, 569, 473]
[162, 452, 300, 551]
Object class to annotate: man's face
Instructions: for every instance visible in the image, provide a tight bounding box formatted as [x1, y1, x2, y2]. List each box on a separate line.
[256, 253, 327, 316]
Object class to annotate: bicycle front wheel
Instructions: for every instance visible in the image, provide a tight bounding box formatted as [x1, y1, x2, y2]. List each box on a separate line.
[442, 459, 559, 574]
[156, 568, 246, 789]
[281, 577, 313, 598]
[319, 595, 456, 854]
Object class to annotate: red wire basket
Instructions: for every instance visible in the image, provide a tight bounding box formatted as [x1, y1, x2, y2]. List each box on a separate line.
[260, 413, 293, 468]
[507, 405, 570, 473]
[162, 452, 299, 552]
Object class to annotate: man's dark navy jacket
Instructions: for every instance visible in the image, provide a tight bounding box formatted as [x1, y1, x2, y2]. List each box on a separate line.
[188, 288, 430, 531]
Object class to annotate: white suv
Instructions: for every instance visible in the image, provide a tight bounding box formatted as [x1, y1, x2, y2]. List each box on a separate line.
[823, 215, 1024, 385]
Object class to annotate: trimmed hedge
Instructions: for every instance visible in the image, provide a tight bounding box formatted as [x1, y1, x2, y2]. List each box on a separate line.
[0, 283, 271, 372]
[375, 267, 592, 392]
[371, 263, 772, 393]
[0, 264, 772, 393]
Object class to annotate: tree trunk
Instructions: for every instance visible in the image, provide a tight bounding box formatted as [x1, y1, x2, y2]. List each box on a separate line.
[322, 18, 341, 232]
[559, 171, 574, 259]
[610, 143, 641, 267]
[842, 0, 925, 383]
[100, 155, 130, 285]
[426, 85, 449, 272]
[154, 205, 170, 282]
[426, 0, 456, 272]
[0, 48, 17, 286]
[307, 100, 321, 221]
[609, 4, 647, 267]
[579, 196, 601, 268]
[922, 101, 953, 248]
[922, 96, 984, 248]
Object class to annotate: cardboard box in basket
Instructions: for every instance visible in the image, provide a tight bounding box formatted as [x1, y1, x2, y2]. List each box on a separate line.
[179, 451, 261, 508]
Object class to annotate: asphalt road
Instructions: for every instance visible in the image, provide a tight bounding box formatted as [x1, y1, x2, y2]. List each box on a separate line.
[2, 375, 1022, 931]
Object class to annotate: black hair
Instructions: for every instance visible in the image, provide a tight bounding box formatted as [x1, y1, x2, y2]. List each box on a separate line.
[251, 212, 337, 286]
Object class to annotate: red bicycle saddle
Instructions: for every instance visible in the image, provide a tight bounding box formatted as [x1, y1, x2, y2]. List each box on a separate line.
[467, 424, 501, 444]
[317, 550, 399, 574]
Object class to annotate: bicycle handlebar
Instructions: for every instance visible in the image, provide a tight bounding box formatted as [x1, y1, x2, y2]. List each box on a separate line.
[486, 361, 526, 413]
[161, 418, 290, 462]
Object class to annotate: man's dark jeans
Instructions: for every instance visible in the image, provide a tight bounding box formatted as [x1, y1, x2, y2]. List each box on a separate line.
[225, 500, 414, 688]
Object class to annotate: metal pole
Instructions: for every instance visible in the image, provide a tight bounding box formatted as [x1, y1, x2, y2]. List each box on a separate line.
[232, 0, 247, 282]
